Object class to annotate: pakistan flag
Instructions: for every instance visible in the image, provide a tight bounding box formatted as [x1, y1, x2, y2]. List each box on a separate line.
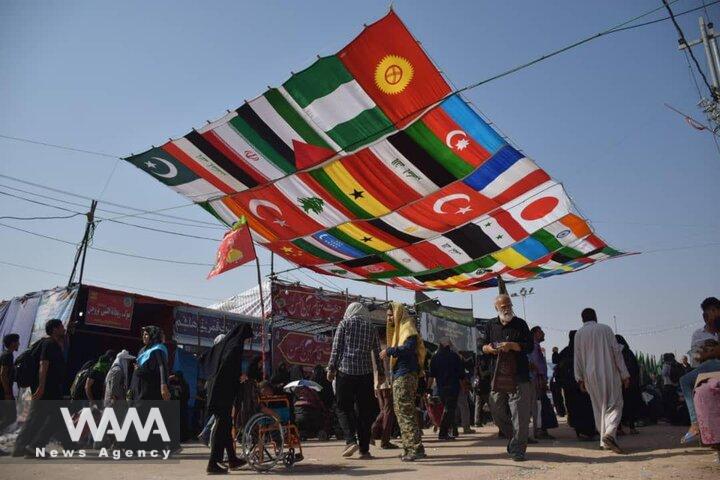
[125, 147, 223, 202]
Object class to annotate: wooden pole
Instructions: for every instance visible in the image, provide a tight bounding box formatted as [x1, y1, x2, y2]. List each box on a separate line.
[68, 200, 97, 287]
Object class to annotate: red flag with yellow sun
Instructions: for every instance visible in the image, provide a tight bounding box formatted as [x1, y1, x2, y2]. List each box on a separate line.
[208, 219, 256, 279]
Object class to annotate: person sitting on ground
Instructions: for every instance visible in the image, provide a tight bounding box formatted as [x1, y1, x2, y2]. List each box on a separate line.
[292, 380, 326, 440]
[679, 297, 720, 444]
[660, 353, 686, 424]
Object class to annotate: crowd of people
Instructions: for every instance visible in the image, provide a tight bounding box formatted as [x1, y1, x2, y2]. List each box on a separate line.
[0, 294, 718, 471]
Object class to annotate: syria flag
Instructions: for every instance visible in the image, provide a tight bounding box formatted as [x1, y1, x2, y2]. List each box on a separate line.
[208, 221, 256, 279]
[338, 10, 450, 127]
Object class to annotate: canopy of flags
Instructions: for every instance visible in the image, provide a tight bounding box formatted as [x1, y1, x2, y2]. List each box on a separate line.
[125, 10, 625, 291]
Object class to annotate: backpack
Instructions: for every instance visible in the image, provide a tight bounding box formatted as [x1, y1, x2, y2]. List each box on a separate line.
[14, 340, 44, 389]
[668, 361, 684, 384]
[70, 359, 97, 400]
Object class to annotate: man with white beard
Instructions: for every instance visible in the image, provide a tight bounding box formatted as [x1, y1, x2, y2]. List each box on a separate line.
[574, 308, 629, 454]
[482, 294, 534, 462]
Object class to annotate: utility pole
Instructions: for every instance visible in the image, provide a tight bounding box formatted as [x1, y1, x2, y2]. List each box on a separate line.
[510, 287, 534, 320]
[613, 315, 618, 333]
[68, 200, 98, 287]
[679, 15, 720, 131]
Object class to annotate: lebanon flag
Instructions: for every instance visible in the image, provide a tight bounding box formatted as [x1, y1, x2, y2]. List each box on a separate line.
[208, 222, 256, 279]
[338, 10, 451, 128]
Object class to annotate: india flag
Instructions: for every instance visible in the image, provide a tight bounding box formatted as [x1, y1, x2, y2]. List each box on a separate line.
[283, 56, 394, 152]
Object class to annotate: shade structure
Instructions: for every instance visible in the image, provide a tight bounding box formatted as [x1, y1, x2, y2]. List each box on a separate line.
[125, 11, 625, 291]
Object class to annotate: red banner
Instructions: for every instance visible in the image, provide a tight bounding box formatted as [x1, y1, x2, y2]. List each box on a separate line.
[85, 288, 134, 330]
[273, 328, 332, 369]
[208, 222, 256, 279]
[271, 283, 348, 323]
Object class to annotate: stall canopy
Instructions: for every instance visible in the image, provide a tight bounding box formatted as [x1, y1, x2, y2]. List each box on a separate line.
[123, 10, 625, 292]
[0, 286, 79, 354]
[208, 279, 389, 334]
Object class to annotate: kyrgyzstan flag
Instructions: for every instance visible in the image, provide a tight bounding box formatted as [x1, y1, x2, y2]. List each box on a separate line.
[338, 10, 451, 128]
[208, 221, 256, 279]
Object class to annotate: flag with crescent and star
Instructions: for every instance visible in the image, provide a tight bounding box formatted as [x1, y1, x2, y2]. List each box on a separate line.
[123, 10, 626, 291]
[207, 219, 256, 279]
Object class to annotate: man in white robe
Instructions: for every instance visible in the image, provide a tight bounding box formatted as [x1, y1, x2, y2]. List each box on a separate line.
[574, 308, 629, 453]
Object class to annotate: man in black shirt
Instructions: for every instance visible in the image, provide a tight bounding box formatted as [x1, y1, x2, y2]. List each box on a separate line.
[428, 338, 464, 440]
[1, 333, 20, 434]
[13, 319, 73, 457]
[482, 294, 534, 462]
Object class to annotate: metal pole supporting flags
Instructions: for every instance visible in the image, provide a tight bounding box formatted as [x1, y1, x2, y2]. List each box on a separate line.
[496, 275, 508, 295]
[255, 257, 268, 380]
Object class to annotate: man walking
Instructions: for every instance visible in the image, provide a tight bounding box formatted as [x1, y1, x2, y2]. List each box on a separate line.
[428, 338, 464, 440]
[0, 333, 19, 436]
[574, 308, 630, 454]
[327, 302, 380, 459]
[482, 294, 534, 462]
[13, 319, 73, 457]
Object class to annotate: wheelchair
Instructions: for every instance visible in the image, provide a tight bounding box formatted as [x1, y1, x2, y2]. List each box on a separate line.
[240, 395, 304, 472]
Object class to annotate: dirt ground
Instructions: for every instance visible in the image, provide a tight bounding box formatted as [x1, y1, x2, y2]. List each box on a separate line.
[1, 420, 718, 480]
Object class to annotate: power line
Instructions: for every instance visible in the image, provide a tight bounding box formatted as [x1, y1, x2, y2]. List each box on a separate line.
[100, 218, 221, 241]
[0, 221, 216, 267]
[0, 221, 271, 268]
[0, 0, 708, 192]
[662, 0, 718, 100]
[0, 212, 82, 221]
[0, 182, 224, 230]
[0, 173, 222, 228]
[609, 0, 720, 33]
[0, 259, 225, 303]
[0, 133, 119, 158]
[0, 188, 222, 241]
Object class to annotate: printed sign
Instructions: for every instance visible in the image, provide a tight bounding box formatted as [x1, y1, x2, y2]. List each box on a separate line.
[85, 289, 134, 330]
[271, 283, 348, 323]
[30, 287, 79, 344]
[272, 328, 332, 368]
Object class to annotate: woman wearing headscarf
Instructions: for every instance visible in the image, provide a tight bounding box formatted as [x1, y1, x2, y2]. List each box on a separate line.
[202, 323, 253, 474]
[131, 325, 170, 402]
[126, 326, 170, 452]
[380, 303, 426, 462]
[615, 335, 642, 434]
[557, 330, 597, 439]
[327, 302, 380, 459]
[104, 350, 135, 408]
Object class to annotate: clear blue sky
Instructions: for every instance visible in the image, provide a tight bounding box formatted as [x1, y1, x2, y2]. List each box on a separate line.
[1, 0, 718, 357]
